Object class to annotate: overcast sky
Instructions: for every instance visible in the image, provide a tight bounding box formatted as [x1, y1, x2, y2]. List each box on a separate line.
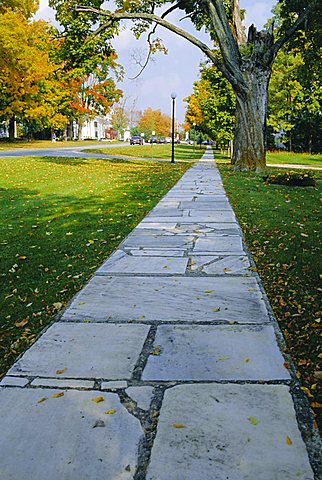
[36, 0, 277, 123]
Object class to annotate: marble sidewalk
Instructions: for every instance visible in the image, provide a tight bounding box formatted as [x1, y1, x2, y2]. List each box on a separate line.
[0, 148, 320, 480]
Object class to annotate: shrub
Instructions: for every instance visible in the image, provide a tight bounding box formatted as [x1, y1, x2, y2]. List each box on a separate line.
[263, 170, 316, 187]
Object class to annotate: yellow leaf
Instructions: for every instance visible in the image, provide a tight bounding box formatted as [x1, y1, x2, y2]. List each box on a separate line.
[300, 387, 313, 398]
[223, 268, 232, 273]
[150, 345, 162, 356]
[205, 290, 215, 294]
[298, 359, 308, 366]
[91, 396, 105, 403]
[37, 397, 48, 404]
[18, 256, 27, 260]
[104, 409, 117, 415]
[88, 239, 94, 244]
[245, 357, 251, 363]
[249, 267, 257, 272]
[311, 402, 322, 408]
[51, 392, 64, 398]
[218, 357, 230, 361]
[55, 368, 67, 375]
[285, 436, 293, 446]
[15, 318, 29, 328]
[173, 423, 186, 428]
[212, 307, 221, 312]
[248, 416, 259, 425]
[53, 302, 63, 311]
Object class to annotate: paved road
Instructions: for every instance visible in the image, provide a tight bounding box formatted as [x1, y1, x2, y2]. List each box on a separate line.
[0, 142, 126, 158]
[0, 147, 320, 479]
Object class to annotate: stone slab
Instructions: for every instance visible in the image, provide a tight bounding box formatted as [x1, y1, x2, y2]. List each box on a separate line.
[101, 381, 128, 390]
[0, 388, 142, 480]
[61, 276, 270, 324]
[136, 222, 177, 230]
[128, 249, 185, 257]
[149, 208, 184, 217]
[174, 223, 240, 235]
[8, 323, 150, 379]
[146, 384, 314, 480]
[180, 201, 232, 210]
[97, 250, 188, 274]
[126, 386, 154, 411]
[188, 210, 236, 222]
[0, 376, 29, 387]
[143, 325, 290, 381]
[190, 255, 251, 274]
[30, 378, 95, 389]
[122, 234, 195, 249]
[193, 235, 244, 253]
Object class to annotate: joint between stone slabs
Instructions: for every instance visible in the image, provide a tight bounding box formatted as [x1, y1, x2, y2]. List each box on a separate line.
[132, 325, 158, 381]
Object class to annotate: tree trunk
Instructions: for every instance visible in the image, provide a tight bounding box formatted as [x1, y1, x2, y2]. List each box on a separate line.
[232, 69, 270, 171]
[9, 115, 15, 141]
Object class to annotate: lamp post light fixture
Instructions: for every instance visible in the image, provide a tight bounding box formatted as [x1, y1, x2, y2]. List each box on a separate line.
[171, 92, 177, 163]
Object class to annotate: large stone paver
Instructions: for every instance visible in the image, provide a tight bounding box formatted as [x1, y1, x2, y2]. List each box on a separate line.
[0, 388, 142, 480]
[8, 323, 150, 380]
[143, 325, 290, 381]
[97, 250, 188, 274]
[146, 384, 314, 480]
[61, 275, 270, 323]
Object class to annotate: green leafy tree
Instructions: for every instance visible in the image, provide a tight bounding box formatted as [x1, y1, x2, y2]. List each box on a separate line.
[68, 0, 321, 170]
[185, 65, 235, 144]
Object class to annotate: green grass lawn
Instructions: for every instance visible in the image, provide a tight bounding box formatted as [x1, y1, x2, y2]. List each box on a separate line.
[0, 155, 191, 377]
[218, 160, 322, 429]
[0, 139, 116, 150]
[267, 151, 322, 167]
[87, 143, 206, 161]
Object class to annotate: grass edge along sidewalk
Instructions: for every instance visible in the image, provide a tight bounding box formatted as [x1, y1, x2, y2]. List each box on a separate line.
[218, 161, 322, 435]
[0, 155, 193, 377]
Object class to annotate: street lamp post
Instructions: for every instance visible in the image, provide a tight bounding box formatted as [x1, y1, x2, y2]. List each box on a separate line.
[193, 122, 196, 155]
[171, 92, 177, 164]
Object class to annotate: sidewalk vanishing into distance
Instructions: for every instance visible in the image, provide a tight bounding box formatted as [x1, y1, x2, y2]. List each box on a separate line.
[0, 148, 320, 479]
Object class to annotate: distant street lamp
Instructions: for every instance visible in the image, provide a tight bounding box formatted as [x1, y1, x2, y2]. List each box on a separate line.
[171, 92, 177, 163]
[193, 122, 196, 155]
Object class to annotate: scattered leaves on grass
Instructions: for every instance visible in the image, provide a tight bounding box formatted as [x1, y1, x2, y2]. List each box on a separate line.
[15, 318, 29, 328]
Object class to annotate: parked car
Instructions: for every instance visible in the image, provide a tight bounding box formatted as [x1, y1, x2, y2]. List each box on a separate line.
[149, 136, 159, 144]
[130, 135, 143, 145]
[159, 137, 166, 144]
[165, 137, 172, 144]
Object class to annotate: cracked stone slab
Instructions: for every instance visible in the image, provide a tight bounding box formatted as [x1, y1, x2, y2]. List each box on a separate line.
[146, 384, 314, 480]
[61, 276, 270, 324]
[193, 235, 244, 253]
[149, 208, 185, 217]
[97, 250, 188, 274]
[0, 388, 142, 480]
[8, 323, 150, 379]
[189, 255, 251, 274]
[143, 325, 289, 381]
[122, 234, 195, 249]
[126, 386, 154, 411]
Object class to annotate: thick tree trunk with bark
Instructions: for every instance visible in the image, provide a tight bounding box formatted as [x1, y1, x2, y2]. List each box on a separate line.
[9, 115, 15, 141]
[232, 69, 271, 171]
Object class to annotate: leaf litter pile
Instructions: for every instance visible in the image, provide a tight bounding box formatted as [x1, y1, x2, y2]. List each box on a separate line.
[0, 155, 190, 377]
[219, 164, 322, 432]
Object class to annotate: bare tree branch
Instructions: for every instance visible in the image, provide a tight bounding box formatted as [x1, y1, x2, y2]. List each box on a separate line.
[76, 5, 246, 91]
[231, 0, 246, 45]
[273, 6, 312, 57]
